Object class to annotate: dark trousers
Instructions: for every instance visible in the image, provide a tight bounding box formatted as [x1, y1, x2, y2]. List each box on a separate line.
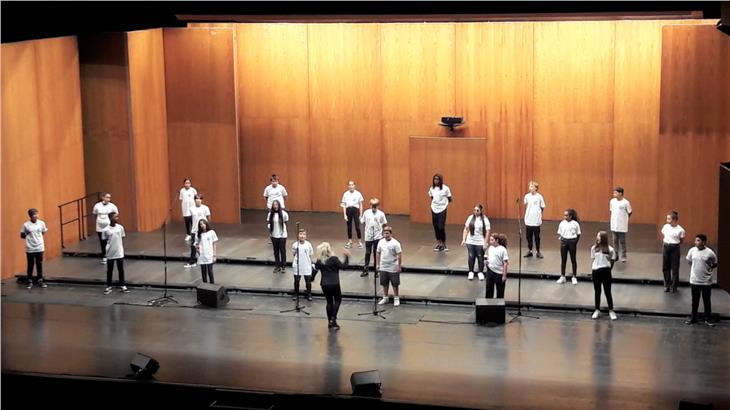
[200, 263, 215, 283]
[560, 238, 579, 276]
[97, 232, 107, 258]
[189, 241, 197, 264]
[26, 252, 44, 282]
[592, 267, 614, 310]
[466, 244, 485, 273]
[364, 240, 378, 272]
[184, 216, 193, 235]
[690, 284, 712, 320]
[322, 284, 342, 321]
[485, 268, 506, 298]
[272, 237, 287, 269]
[526, 226, 541, 252]
[345, 207, 362, 240]
[294, 275, 312, 295]
[612, 231, 627, 259]
[662, 244, 680, 289]
[432, 209, 447, 242]
[106, 259, 125, 287]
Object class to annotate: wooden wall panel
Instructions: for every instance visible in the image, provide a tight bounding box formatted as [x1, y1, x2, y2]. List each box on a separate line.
[2, 37, 85, 278]
[485, 122, 534, 220]
[127, 29, 170, 231]
[240, 119, 312, 211]
[164, 28, 240, 223]
[533, 122, 614, 222]
[381, 24, 455, 121]
[455, 23, 534, 123]
[409, 137, 488, 224]
[79, 33, 135, 230]
[534, 21, 616, 123]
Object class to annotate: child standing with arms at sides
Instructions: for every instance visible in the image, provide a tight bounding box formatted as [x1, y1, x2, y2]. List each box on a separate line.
[341, 180, 364, 249]
[428, 173, 452, 252]
[461, 204, 490, 281]
[523, 181, 546, 259]
[292, 229, 314, 301]
[102, 212, 129, 295]
[661, 211, 685, 293]
[591, 231, 617, 320]
[485, 233, 509, 298]
[20, 208, 48, 289]
[267, 200, 289, 273]
[609, 186, 632, 262]
[263, 174, 288, 210]
[93, 192, 118, 264]
[685, 234, 718, 326]
[194, 219, 218, 284]
[557, 208, 581, 285]
[360, 197, 388, 277]
[315, 242, 350, 330]
[376, 225, 403, 307]
[185, 194, 211, 269]
[179, 178, 198, 241]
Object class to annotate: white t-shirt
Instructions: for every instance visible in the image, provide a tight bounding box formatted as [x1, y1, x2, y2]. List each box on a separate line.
[464, 215, 490, 246]
[190, 204, 211, 234]
[179, 187, 198, 217]
[267, 211, 289, 238]
[686, 246, 717, 285]
[661, 224, 685, 244]
[341, 190, 364, 209]
[264, 184, 288, 209]
[558, 220, 581, 239]
[487, 245, 509, 274]
[524, 193, 546, 227]
[21, 220, 48, 253]
[591, 245, 616, 270]
[609, 198, 632, 233]
[292, 240, 314, 276]
[93, 202, 119, 232]
[361, 209, 388, 241]
[428, 185, 452, 213]
[194, 230, 218, 265]
[377, 238, 402, 273]
[102, 224, 126, 259]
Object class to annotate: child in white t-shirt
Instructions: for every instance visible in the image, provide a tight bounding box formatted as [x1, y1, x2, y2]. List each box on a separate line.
[523, 181, 546, 258]
[263, 174, 288, 210]
[360, 197, 388, 277]
[341, 180, 364, 249]
[186, 194, 211, 269]
[428, 173, 452, 252]
[194, 219, 218, 284]
[93, 192, 119, 264]
[609, 186, 632, 262]
[20, 208, 48, 289]
[102, 212, 129, 295]
[590, 231, 617, 320]
[685, 233, 717, 326]
[485, 233, 509, 298]
[661, 211, 685, 293]
[267, 200, 289, 273]
[292, 229, 314, 301]
[556, 208, 581, 285]
[461, 204, 490, 281]
[179, 178, 198, 240]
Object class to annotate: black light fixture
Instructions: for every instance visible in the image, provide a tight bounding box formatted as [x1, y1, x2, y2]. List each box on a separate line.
[439, 116, 464, 132]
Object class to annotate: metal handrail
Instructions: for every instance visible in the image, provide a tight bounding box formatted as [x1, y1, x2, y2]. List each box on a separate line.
[58, 192, 101, 249]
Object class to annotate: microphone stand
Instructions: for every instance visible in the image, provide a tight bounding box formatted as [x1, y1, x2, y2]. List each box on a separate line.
[509, 196, 539, 323]
[281, 222, 310, 315]
[148, 202, 178, 306]
[358, 222, 387, 319]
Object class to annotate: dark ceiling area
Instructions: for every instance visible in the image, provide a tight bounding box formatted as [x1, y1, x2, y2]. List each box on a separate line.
[1, 1, 723, 43]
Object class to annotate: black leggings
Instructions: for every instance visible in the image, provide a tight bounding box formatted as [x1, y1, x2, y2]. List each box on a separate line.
[272, 237, 287, 269]
[485, 268, 506, 298]
[184, 216, 193, 235]
[294, 275, 312, 295]
[106, 259, 125, 287]
[560, 238, 579, 276]
[322, 284, 342, 322]
[432, 209, 447, 242]
[363, 240, 378, 272]
[189, 241, 197, 264]
[662, 243, 680, 289]
[26, 252, 44, 281]
[592, 267, 614, 310]
[200, 263, 215, 284]
[690, 284, 712, 320]
[466, 244, 484, 273]
[97, 232, 107, 258]
[345, 207, 362, 240]
[526, 226, 541, 252]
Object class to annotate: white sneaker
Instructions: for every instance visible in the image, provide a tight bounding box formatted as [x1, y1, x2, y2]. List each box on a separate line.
[571, 276, 578, 285]
[378, 296, 389, 305]
[609, 310, 618, 320]
[394, 297, 400, 307]
[184, 263, 197, 268]
[185, 234, 191, 242]
[101, 258, 107, 264]
[121, 286, 130, 293]
[467, 272, 474, 281]
[556, 276, 566, 284]
[103, 287, 113, 295]
[477, 272, 485, 281]
[592, 309, 600, 319]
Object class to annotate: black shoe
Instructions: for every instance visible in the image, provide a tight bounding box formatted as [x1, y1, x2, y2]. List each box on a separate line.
[38, 280, 48, 288]
[360, 270, 369, 277]
[332, 320, 340, 330]
[536, 252, 544, 259]
[671, 287, 678, 293]
[685, 318, 697, 325]
[705, 320, 716, 328]
[328, 320, 334, 329]
[307, 294, 313, 302]
[524, 251, 533, 258]
[664, 287, 670, 293]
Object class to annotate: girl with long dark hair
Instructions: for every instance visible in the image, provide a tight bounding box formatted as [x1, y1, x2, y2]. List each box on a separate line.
[461, 204, 490, 281]
[591, 231, 617, 320]
[267, 200, 289, 273]
[428, 173, 452, 252]
[194, 219, 218, 284]
[661, 211, 685, 293]
[179, 178, 198, 240]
